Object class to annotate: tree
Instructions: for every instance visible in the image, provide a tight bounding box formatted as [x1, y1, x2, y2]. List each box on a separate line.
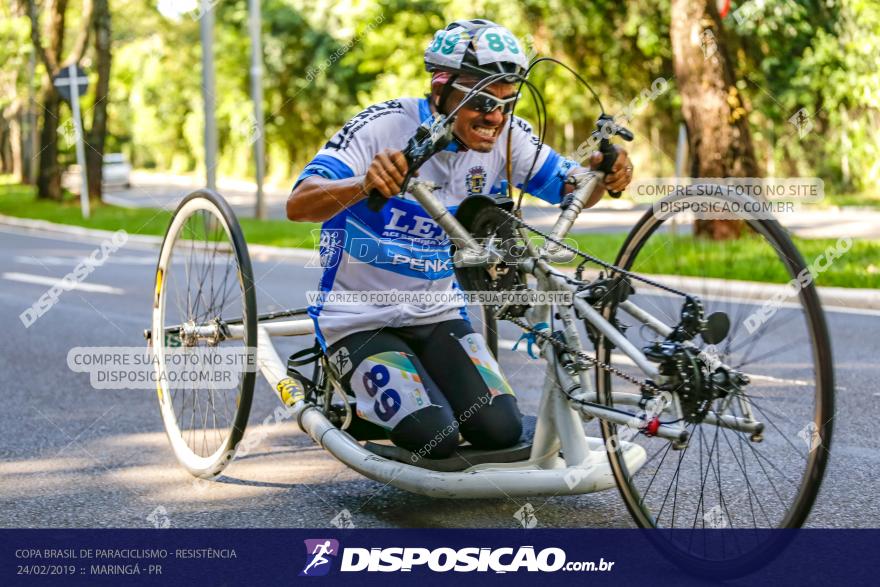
[0, 1, 31, 182]
[85, 0, 110, 199]
[670, 0, 758, 239]
[27, 0, 93, 200]
[731, 1, 878, 194]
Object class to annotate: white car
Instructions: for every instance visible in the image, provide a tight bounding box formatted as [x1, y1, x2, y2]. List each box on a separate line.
[102, 153, 132, 188]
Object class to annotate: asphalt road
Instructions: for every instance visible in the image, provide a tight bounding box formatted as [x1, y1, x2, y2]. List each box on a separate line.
[1, 225, 878, 530]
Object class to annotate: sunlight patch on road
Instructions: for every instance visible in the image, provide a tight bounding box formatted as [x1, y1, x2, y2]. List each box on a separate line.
[0, 456, 93, 476]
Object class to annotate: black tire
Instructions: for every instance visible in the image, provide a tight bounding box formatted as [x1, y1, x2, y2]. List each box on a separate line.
[596, 191, 834, 577]
[151, 190, 257, 478]
[455, 204, 524, 358]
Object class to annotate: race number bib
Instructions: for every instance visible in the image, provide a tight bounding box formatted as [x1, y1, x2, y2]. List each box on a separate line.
[350, 351, 433, 430]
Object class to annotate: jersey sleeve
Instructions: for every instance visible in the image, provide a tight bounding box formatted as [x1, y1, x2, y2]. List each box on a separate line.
[293, 100, 412, 189]
[508, 116, 579, 205]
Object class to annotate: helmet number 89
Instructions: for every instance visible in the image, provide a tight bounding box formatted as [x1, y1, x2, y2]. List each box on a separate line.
[485, 32, 519, 54]
[430, 32, 460, 55]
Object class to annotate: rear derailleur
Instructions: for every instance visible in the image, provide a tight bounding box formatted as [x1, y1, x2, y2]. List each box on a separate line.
[642, 297, 748, 424]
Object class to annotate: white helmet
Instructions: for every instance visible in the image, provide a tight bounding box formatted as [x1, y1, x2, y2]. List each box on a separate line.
[424, 19, 528, 82]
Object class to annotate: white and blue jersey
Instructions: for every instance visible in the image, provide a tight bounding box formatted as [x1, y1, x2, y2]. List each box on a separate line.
[295, 97, 577, 348]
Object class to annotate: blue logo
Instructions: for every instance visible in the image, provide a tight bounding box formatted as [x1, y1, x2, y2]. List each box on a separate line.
[300, 538, 340, 577]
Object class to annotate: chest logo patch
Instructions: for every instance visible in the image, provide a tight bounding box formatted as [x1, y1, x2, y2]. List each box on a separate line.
[466, 165, 487, 195]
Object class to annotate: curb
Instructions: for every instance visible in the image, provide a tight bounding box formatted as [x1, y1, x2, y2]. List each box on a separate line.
[0, 213, 314, 262]
[2, 213, 877, 311]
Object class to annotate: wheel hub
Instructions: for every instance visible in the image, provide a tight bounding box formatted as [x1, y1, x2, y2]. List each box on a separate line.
[645, 342, 719, 423]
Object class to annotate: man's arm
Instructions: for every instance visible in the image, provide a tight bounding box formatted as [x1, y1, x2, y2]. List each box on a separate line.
[564, 146, 634, 209]
[287, 149, 409, 222]
[286, 176, 367, 222]
[508, 116, 633, 208]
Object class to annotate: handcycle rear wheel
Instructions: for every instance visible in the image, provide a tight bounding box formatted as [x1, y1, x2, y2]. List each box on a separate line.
[596, 192, 834, 577]
[151, 190, 257, 478]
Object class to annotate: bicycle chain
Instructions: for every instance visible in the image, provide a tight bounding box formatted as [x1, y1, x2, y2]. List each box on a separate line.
[486, 207, 675, 395]
[506, 315, 662, 394]
[496, 207, 691, 298]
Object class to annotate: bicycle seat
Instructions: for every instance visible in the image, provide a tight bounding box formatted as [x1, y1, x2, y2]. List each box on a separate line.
[363, 415, 536, 472]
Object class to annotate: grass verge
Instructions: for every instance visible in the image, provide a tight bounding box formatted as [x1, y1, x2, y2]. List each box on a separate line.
[567, 233, 879, 289]
[1, 181, 877, 289]
[0, 181, 320, 248]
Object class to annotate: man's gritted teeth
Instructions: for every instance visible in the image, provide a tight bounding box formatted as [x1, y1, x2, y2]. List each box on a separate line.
[462, 120, 503, 150]
[472, 125, 499, 140]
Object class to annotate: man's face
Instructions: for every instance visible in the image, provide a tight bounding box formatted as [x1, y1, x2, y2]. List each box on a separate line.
[445, 82, 517, 152]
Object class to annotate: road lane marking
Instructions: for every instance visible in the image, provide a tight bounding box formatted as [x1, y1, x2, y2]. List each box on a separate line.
[15, 255, 161, 266]
[2, 272, 124, 294]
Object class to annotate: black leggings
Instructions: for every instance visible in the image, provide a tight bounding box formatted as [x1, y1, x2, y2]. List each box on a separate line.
[327, 319, 522, 459]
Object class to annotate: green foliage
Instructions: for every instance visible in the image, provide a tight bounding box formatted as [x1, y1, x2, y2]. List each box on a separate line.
[3, 0, 877, 201]
[732, 0, 880, 192]
[110, 3, 203, 171]
[0, 9, 32, 113]
[568, 231, 879, 289]
[103, 0, 686, 181]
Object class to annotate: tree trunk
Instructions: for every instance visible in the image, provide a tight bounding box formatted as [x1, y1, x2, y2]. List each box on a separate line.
[670, 0, 758, 239]
[85, 0, 110, 200]
[9, 103, 25, 180]
[32, 0, 68, 200]
[37, 84, 64, 200]
[0, 116, 9, 174]
[29, 0, 94, 201]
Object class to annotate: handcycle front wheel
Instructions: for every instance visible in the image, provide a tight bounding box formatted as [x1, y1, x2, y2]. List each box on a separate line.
[454, 202, 527, 357]
[151, 190, 257, 478]
[595, 191, 834, 577]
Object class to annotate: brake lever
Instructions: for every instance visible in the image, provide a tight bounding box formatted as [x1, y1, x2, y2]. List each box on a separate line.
[592, 114, 634, 199]
[366, 114, 454, 212]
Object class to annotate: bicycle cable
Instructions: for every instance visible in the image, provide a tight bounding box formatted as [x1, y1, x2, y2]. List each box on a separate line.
[545, 306, 659, 414]
[515, 310, 691, 427]
[512, 78, 550, 211]
[496, 205, 692, 299]
[525, 57, 605, 113]
[506, 56, 609, 214]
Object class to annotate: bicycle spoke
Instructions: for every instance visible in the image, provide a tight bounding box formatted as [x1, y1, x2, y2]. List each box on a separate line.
[595, 198, 831, 572]
[156, 196, 254, 468]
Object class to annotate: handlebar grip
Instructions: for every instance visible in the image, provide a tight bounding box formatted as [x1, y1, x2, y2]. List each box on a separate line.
[366, 147, 419, 212]
[598, 141, 622, 198]
[366, 189, 389, 212]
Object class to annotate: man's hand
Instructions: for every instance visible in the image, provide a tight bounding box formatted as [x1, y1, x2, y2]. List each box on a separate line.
[363, 148, 409, 199]
[588, 145, 634, 193]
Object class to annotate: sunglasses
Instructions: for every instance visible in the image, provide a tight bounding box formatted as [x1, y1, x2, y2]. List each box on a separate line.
[451, 83, 519, 115]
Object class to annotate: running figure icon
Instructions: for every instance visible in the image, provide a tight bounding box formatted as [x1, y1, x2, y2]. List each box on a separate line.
[301, 540, 337, 576]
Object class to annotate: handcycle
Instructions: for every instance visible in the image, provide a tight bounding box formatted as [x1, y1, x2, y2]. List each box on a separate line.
[146, 93, 833, 578]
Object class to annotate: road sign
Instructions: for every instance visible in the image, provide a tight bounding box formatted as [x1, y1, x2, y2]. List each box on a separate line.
[53, 64, 90, 219]
[52, 64, 89, 103]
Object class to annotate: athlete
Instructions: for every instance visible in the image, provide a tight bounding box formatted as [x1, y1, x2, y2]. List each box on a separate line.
[287, 19, 634, 460]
